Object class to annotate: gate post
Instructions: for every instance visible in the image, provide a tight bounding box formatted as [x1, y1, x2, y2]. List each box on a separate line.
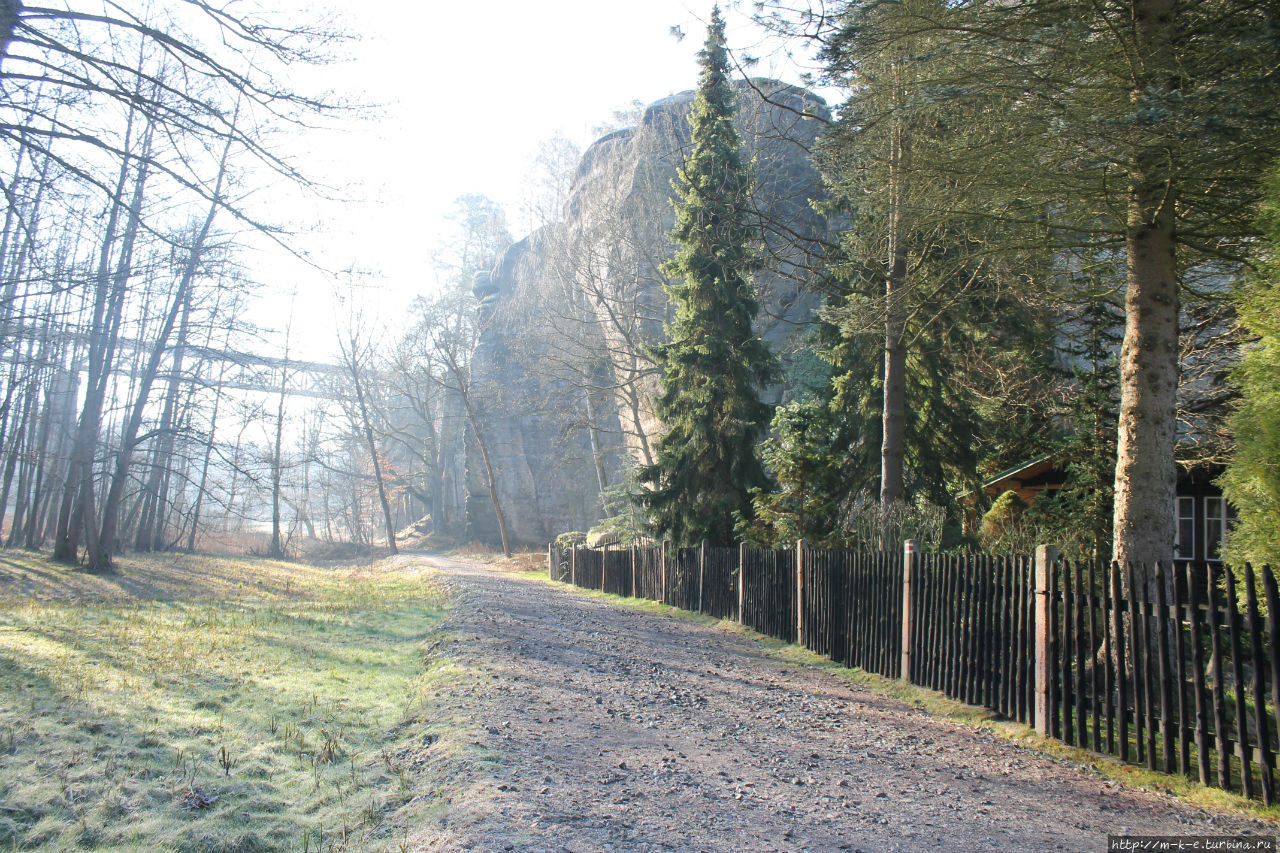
[796, 539, 806, 644]
[1034, 544, 1059, 736]
[548, 543, 554, 580]
[901, 540, 918, 681]
[570, 546, 577, 587]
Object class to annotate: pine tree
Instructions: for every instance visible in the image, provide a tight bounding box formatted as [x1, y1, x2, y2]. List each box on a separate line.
[637, 6, 777, 547]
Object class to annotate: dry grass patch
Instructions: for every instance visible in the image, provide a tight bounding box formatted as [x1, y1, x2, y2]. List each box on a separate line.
[0, 549, 455, 851]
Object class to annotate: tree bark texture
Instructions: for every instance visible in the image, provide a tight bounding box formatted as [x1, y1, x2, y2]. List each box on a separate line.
[1111, 0, 1180, 577]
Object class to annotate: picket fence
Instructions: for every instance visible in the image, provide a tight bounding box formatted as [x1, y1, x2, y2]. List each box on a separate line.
[548, 541, 1280, 803]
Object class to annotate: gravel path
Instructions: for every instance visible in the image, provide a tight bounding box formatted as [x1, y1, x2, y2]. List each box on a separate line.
[406, 553, 1271, 852]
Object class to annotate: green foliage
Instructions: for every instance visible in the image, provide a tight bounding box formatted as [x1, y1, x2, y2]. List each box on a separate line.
[1056, 300, 1123, 561]
[554, 531, 587, 549]
[979, 490, 1029, 553]
[1221, 169, 1280, 570]
[740, 397, 845, 548]
[814, 252, 1059, 517]
[809, 0, 1066, 523]
[638, 7, 778, 547]
[803, 0, 1280, 566]
[587, 468, 649, 546]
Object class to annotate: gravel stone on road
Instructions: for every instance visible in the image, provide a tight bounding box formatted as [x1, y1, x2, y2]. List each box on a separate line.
[405, 554, 1271, 852]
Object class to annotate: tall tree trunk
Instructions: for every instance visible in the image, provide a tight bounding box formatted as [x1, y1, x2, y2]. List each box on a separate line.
[462, 392, 510, 557]
[187, 362, 227, 552]
[52, 157, 137, 563]
[269, 372, 288, 558]
[132, 294, 191, 551]
[1113, 188, 1179, 575]
[29, 364, 75, 548]
[1111, 0, 1179, 579]
[6, 359, 43, 547]
[583, 389, 609, 501]
[352, 366, 397, 554]
[879, 98, 910, 539]
[97, 132, 227, 570]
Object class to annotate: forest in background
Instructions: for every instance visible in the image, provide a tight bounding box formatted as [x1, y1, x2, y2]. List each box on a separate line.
[2, 0, 1279, 577]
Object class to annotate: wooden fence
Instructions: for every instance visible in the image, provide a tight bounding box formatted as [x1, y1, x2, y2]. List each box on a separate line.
[548, 540, 1280, 804]
[1045, 557, 1280, 802]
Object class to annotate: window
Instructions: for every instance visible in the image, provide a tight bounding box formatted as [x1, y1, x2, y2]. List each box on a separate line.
[1175, 496, 1196, 561]
[1204, 496, 1235, 562]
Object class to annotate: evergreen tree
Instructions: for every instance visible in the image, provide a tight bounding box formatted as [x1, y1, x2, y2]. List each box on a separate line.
[637, 6, 777, 546]
[836, 0, 1279, 571]
[1221, 169, 1280, 570]
[740, 396, 845, 548]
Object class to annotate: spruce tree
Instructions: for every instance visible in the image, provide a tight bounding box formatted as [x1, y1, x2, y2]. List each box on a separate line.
[638, 6, 776, 547]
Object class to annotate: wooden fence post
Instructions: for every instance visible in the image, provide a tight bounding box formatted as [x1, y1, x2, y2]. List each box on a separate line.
[570, 546, 577, 587]
[796, 539, 806, 643]
[631, 545, 637, 598]
[601, 546, 607, 592]
[547, 543, 554, 580]
[902, 540, 917, 681]
[1034, 544, 1058, 736]
[738, 542, 746, 624]
[660, 541, 667, 604]
[699, 540, 706, 613]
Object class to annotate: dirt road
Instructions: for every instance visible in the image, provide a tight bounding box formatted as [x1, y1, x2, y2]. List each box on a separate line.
[403, 554, 1270, 852]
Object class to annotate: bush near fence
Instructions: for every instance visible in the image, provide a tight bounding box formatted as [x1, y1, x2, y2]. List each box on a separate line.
[547, 540, 1280, 804]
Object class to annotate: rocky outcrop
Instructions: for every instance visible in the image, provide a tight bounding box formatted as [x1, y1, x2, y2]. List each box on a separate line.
[466, 79, 832, 547]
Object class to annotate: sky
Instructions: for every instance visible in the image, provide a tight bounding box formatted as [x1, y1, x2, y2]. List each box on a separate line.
[264, 0, 823, 360]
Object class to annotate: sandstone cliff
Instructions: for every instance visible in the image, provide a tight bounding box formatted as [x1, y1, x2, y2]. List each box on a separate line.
[466, 80, 832, 546]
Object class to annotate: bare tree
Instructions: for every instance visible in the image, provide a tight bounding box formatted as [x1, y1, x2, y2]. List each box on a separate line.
[337, 318, 397, 555]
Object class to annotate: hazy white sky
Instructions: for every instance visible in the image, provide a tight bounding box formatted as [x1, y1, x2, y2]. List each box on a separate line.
[267, 1, 818, 359]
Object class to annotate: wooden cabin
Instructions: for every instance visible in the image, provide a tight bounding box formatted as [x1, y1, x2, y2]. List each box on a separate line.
[981, 455, 1234, 564]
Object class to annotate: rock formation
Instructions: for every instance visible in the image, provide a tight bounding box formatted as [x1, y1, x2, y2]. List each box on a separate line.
[465, 79, 832, 547]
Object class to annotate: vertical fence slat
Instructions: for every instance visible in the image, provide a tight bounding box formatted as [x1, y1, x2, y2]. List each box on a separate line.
[1263, 566, 1280, 804]
[1060, 559, 1072, 743]
[1104, 559, 1115, 755]
[1125, 561, 1146, 766]
[1089, 560, 1102, 753]
[1245, 564, 1273, 805]
[1173, 561, 1190, 777]
[1188, 561, 1212, 786]
[1139, 567, 1156, 771]
[1023, 556, 1033, 722]
[1207, 564, 1231, 790]
[1000, 558, 1013, 720]
[1155, 562, 1175, 774]
[1112, 563, 1129, 763]
[1225, 566, 1253, 799]
[1074, 560, 1087, 746]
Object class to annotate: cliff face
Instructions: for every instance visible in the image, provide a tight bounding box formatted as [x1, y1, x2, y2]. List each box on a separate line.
[466, 80, 832, 547]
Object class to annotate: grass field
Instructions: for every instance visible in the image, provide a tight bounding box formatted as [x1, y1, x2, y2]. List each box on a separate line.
[0, 549, 457, 851]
